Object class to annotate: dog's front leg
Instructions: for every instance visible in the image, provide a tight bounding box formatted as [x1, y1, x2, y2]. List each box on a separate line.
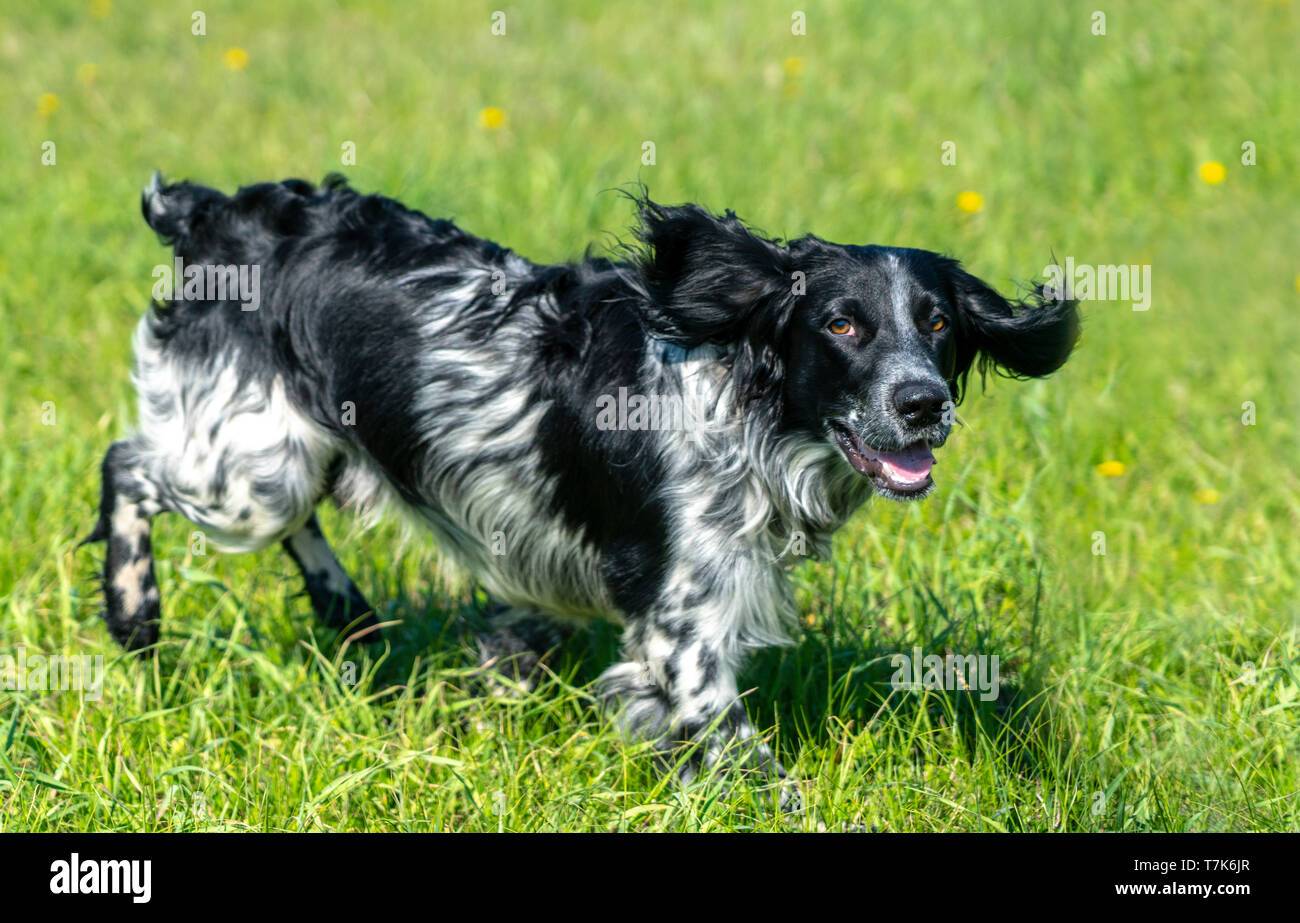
[598, 609, 801, 812]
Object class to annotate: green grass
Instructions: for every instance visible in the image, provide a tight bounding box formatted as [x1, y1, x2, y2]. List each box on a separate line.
[1, 0, 1298, 831]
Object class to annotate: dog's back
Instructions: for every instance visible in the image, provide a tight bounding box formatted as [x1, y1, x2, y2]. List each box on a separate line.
[138, 172, 474, 411]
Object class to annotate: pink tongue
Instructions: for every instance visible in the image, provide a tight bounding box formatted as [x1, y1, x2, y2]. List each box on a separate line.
[876, 443, 935, 482]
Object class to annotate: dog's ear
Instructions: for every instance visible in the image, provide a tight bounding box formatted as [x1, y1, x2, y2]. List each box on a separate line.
[940, 258, 1080, 403]
[633, 200, 796, 344]
[631, 199, 799, 415]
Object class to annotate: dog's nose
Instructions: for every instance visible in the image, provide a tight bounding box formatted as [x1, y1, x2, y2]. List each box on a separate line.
[892, 381, 947, 426]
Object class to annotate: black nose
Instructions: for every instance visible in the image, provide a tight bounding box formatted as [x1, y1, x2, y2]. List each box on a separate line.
[892, 381, 947, 426]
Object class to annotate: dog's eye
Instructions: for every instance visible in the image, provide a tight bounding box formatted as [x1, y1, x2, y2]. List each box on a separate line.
[929, 315, 947, 333]
[827, 318, 854, 336]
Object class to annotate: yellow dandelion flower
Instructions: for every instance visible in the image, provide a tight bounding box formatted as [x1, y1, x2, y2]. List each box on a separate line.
[479, 106, 505, 130]
[783, 56, 804, 77]
[37, 93, 59, 116]
[1194, 488, 1219, 505]
[223, 47, 249, 71]
[77, 62, 98, 85]
[1198, 161, 1226, 185]
[1095, 460, 1126, 478]
[956, 190, 983, 213]
[803, 613, 817, 629]
[90, 0, 111, 19]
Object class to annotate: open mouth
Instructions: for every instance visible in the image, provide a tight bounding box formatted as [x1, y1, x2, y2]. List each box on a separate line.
[832, 426, 936, 497]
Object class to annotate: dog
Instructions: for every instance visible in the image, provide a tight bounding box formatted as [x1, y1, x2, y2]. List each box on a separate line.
[85, 173, 1077, 805]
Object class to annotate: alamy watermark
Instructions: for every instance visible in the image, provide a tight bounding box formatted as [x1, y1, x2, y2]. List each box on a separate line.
[890, 646, 1000, 701]
[595, 386, 739, 434]
[0, 648, 104, 701]
[49, 853, 150, 903]
[152, 256, 261, 311]
[1042, 257, 1151, 311]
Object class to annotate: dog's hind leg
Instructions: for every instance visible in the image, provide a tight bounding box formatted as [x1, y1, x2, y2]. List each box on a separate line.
[282, 514, 380, 642]
[85, 317, 356, 650]
[81, 439, 164, 652]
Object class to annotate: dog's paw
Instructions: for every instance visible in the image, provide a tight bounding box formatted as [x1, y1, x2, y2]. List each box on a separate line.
[101, 592, 160, 654]
[474, 628, 544, 696]
[777, 782, 804, 815]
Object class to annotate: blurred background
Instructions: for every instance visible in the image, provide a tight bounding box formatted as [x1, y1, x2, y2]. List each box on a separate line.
[0, 1, 1296, 831]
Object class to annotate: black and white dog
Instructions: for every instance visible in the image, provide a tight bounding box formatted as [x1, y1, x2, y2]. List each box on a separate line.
[86, 174, 1077, 800]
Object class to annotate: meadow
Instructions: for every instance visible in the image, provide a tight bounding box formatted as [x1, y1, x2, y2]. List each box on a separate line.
[1, 0, 1297, 831]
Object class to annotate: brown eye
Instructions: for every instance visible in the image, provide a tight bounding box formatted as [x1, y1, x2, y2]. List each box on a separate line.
[828, 318, 854, 336]
[929, 315, 947, 332]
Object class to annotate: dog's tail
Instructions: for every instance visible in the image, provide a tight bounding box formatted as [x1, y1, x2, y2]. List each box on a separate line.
[141, 171, 228, 245]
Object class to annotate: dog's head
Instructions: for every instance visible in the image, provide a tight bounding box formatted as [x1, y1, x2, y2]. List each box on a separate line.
[632, 200, 1079, 500]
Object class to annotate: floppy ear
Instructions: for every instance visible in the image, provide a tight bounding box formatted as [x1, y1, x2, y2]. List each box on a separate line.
[632, 199, 798, 411]
[634, 200, 795, 338]
[941, 258, 1080, 403]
